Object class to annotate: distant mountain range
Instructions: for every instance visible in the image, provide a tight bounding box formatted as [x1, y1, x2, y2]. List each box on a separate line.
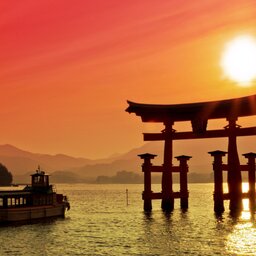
[0, 142, 222, 183]
[0, 144, 92, 174]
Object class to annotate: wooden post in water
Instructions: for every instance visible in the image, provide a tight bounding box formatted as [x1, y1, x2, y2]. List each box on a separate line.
[208, 150, 226, 214]
[138, 153, 156, 211]
[243, 152, 256, 211]
[175, 155, 191, 210]
[162, 121, 174, 211]
[226, 118, 243, 212]
[126, 189, 129, 206]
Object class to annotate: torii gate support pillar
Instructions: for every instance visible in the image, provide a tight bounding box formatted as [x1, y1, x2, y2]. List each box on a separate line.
[243, 152, 256, 211]
[138, 153, 157, 211]
[175, 155, 191, 210]
[208, 150, 226, 214]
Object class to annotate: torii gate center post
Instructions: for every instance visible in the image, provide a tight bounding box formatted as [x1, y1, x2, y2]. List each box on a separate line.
[126, 94, 256, 213]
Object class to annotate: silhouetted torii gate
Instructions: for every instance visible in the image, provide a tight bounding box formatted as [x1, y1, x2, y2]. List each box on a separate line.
[126, 94, 256, 213]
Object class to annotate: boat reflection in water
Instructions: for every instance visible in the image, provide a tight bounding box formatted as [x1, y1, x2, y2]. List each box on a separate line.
[0, 167, 70, 224]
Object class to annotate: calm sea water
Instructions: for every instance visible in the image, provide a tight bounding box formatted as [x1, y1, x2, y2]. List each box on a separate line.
[0, 183, 256, 256]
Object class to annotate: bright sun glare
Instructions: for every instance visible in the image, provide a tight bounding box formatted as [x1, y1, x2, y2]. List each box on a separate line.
[221, 35, 256, 86]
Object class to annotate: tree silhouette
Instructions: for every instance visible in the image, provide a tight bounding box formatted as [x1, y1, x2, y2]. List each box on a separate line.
[0, 163, 12, 186]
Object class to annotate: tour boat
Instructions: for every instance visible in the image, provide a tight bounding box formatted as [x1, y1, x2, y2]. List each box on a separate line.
[0, 167, 70, 224]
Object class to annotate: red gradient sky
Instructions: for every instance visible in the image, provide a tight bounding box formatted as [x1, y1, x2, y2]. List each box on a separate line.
[1, 1, 256, 159]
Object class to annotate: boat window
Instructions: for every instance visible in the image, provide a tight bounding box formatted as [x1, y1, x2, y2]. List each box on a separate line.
[8, 198, 12, 206]
[39, 176, 44, 183]
[15, 198, 19, 206]
[0, 198, 3, 206]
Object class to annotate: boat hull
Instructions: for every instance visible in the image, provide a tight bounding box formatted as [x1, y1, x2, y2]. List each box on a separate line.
[0, 204, 67, 223]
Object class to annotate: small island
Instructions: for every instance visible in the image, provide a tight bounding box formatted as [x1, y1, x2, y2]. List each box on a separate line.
[0, 163, 12, 186]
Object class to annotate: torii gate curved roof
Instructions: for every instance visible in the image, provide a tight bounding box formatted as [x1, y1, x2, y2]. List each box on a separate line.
[126, 94, 256, 122]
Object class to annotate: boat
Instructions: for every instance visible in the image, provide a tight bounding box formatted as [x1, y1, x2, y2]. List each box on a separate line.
[0, 167, 70, 224]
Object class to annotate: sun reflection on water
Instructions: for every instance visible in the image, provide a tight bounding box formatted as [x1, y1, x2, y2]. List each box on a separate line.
[226, 221, 256, 255]
[226, 183, 256, 255]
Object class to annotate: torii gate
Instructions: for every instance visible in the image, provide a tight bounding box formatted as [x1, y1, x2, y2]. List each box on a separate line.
[126, 94, 256, 213]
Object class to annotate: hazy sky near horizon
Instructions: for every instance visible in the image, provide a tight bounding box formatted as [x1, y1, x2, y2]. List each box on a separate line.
[1, 1, 256, 159]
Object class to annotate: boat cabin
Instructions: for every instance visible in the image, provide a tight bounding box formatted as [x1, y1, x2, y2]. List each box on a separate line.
[0, 191, 31, 209]
[21, 166, 55, 194]
[0, 167, 56, 209]
[31, 167, 51, 191]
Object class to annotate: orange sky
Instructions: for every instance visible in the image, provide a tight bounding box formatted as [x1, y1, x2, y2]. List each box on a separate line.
[1, 1, 256, 159]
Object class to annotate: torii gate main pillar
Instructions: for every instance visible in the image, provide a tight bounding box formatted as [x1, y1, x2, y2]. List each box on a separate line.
[161, 121, 174, 211]
[226, 118, 243, 212]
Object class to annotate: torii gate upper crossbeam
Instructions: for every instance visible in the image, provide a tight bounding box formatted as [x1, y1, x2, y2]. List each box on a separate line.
[144, 126, 256, 141]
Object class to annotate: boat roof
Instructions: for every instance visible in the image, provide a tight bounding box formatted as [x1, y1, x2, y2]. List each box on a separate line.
[31, 172, 50, 176]
[31, 166, 50, 176]
[126, 94, 256, 122]
[0, 190, 31, 197]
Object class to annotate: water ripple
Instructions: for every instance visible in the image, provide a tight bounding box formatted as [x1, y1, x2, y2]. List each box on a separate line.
[0, 183, 255, 255]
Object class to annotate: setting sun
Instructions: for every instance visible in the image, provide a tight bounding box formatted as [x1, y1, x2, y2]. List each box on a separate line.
[221, 35, 256, 86]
